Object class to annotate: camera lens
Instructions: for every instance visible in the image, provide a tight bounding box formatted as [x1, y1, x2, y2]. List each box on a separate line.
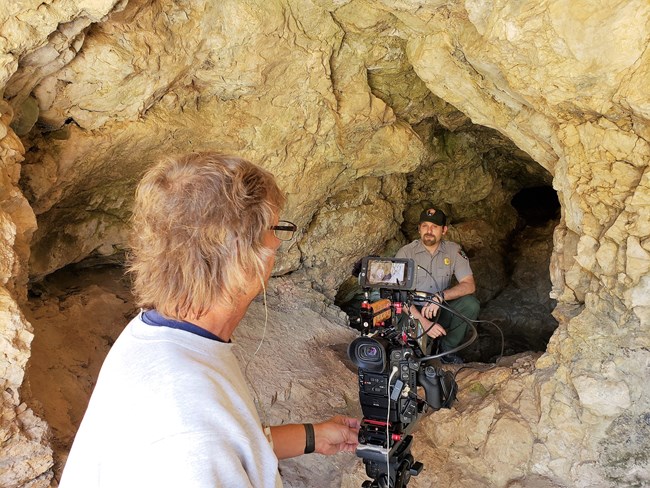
[362, 346, 376, 358]
[358, 344, 381, 361]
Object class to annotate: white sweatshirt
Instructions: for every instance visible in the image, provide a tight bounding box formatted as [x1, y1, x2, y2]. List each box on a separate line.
[59, 312, 282, 488]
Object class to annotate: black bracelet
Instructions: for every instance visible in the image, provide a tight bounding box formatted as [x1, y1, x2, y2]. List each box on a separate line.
[303, 423, 315, 454]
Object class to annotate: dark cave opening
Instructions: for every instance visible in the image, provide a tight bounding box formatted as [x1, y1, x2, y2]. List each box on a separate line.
[466, 184, 560, 362]
[511, 185, 561, 228]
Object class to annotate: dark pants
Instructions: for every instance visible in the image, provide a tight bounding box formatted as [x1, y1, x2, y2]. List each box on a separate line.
[437, 295, 480, 351]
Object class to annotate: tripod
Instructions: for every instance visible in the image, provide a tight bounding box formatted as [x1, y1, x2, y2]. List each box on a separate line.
[360, 435, 423, 488]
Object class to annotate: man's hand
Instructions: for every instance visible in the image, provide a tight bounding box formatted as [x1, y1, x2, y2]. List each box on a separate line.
[419, 316, 446, 339]
[314, 415, 360, 455]
[421, 301, 440, 320]
[409, 304, 444, 337]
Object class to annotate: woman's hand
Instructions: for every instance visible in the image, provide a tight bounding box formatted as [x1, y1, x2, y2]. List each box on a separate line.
[314, 415, 361, 455]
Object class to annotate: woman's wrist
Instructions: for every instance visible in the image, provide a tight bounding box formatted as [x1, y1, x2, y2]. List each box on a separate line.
[303, 423, 315, 454]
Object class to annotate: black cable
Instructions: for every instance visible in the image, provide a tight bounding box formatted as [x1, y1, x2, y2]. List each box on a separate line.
[363, 286, 505, 365]
[407, 292, 464, 336]
[403, 296, 478, 363]
[408, 296, 443, 340]
[467, 317, 505, 363]
[407, 288, 506, 365]
[412, 264, 506, 362]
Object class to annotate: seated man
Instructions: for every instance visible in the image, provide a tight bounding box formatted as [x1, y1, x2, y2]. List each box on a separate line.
[396, 208, 480, 363]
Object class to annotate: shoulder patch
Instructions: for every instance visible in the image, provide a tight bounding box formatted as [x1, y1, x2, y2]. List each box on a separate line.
[458, 249, 469, 260]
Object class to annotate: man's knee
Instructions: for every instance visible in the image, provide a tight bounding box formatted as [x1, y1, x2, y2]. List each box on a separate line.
[454, 295, 480, 320]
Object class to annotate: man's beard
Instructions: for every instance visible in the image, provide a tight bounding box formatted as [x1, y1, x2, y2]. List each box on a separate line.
[422, 234, 437, 246]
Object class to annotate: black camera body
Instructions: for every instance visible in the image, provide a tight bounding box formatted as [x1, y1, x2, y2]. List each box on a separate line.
[348, 257, 458, 488]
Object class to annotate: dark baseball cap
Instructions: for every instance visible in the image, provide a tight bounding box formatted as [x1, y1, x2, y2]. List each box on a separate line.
[419, 208, 447, 226]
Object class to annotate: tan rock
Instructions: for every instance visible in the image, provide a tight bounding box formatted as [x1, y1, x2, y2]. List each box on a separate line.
[1, 0, 122, 92]
[571, 373, 631, 417]
[0, 289, 53, 487]
[484, 414, 534, 485]
[0, 211, 16, 285]
[299, 175, 407, 298]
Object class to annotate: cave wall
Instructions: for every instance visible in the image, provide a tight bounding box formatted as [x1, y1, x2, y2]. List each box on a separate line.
[1, 0, 649, 487]
[0, 102, 52, 487]
[10, 0, 427, 281]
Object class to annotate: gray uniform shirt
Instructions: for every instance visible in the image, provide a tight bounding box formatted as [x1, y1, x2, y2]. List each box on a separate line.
[395, 239, 472, 294]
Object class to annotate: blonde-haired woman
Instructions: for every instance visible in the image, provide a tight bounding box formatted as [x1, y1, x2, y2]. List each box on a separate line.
[60, 152, 359, 488]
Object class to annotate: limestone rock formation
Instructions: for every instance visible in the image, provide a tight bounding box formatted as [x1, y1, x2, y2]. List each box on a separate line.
[1, 0, 649, 487]
[12, 0, 425, 280]
[298, 174, 408, 299]
[0, 289, 52, 488]
[1, 104, 52, 487]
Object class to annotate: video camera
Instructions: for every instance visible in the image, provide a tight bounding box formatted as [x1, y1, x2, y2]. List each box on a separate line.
[348, 256, 458, 488]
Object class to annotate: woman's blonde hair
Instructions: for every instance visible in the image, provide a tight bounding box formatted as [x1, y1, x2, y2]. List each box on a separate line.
[128, 152, 285, 319]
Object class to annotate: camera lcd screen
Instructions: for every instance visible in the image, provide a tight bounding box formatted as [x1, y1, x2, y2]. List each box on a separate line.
[359, 257, 415, 290]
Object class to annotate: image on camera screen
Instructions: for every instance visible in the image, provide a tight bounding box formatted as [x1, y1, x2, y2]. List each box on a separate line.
[359, 256, 415, 290]
[367, 260, 406, 286]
